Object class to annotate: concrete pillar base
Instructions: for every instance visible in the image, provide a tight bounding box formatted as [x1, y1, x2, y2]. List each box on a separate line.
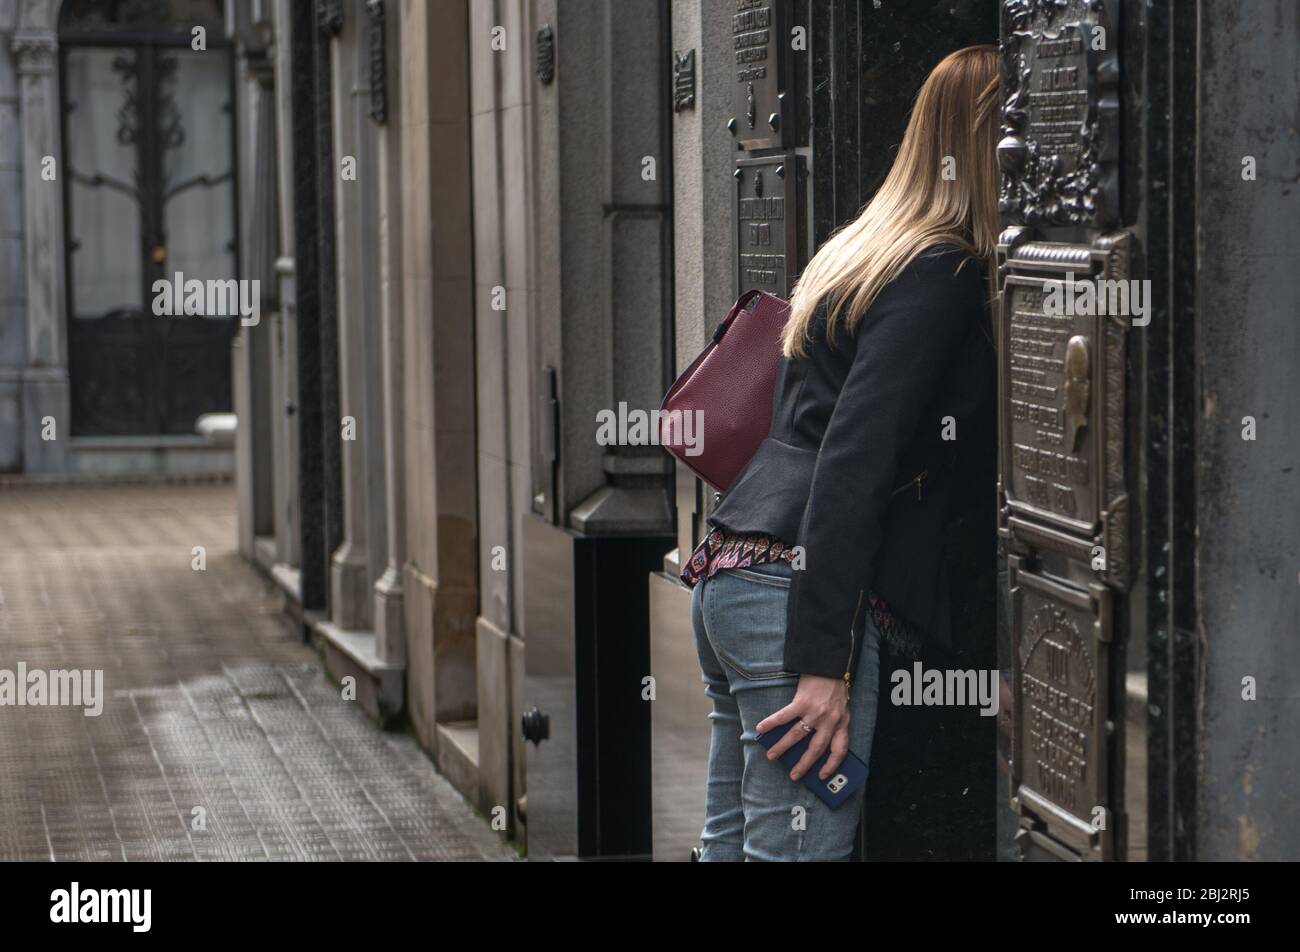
[373, 565, 405, 666]
[314, 617, 405, 726]
[330, 540, 371, 630]
[475, 616, 518, 819]
[21, 368, 70, 474]
[569, 483, 673, 535]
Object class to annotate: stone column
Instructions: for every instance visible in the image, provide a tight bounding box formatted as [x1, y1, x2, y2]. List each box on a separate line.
[12, 21, 69, 473]
[645, 0, 737, 862]
[232, 4, 280, 559]
[399, 0, 477, 753]
[469, 0, 536, 826]
[667, 0, 736, 560]
[1193, 0, 1300, 861]
[373, 0, 405, 666]
[328, 8, 374, 631]
[271, 0, 300, 570]
[0, 5, 24, 472]
[562, 0, 674, 537]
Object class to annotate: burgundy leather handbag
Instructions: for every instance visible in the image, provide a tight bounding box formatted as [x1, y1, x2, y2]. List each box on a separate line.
[659, 289, 790, 490]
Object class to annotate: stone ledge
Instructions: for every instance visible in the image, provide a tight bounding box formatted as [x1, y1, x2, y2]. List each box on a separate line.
[252, 535, 278, 573]
[66, 435, 235, 480]
[313, 618, 405, 727]
[0, 469, 234, 488]
[435, 720, 481, 806]
[269, 561, 302, 603]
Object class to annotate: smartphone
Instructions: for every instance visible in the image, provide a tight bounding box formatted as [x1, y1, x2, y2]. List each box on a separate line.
[755, 720, 869, 810]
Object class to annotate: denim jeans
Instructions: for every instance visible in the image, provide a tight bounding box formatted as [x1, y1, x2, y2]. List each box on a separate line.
[691, 560, 881, 861]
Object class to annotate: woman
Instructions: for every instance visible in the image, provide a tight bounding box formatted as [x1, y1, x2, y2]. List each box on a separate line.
[683, 45, 1000, 861]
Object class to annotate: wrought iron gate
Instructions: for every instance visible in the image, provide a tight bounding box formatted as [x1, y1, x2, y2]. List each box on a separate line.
[59, 0, 237, 436]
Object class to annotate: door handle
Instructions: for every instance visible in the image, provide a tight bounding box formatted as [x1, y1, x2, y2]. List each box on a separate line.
[521, 706, 550, 745]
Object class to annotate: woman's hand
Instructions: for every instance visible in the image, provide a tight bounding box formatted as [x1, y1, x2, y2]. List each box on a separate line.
[756, 674, 850, 782]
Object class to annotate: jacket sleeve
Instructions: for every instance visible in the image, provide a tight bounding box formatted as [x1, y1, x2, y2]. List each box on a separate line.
[783, 249, 984, 678]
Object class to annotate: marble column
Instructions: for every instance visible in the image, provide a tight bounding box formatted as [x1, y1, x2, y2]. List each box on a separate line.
[373, 0, 405, 666]
[233, 5, 280, 558]
[328, 9, 375, 631]
[400, 0, 477, 750]
[12, 20, 69, 473]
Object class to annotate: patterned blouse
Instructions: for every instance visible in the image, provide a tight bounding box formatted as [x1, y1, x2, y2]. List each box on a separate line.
[681, 525, 923, 659]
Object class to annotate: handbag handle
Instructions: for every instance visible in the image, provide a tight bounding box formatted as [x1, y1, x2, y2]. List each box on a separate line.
[661, 289, 766, 410]
[712, 288, 764, 343]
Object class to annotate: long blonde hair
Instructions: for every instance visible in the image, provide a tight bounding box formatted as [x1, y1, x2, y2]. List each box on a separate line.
[782, 45, 1000, 357]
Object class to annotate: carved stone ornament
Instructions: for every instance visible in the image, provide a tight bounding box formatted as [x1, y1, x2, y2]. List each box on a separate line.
[318, 0, 344, 37]
[11, 32, 58, 74]
[998, 0, 1119, 227]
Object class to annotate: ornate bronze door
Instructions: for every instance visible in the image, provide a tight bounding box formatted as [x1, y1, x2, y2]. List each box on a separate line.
[59, 0, 237, 435]
[996, 0, 1138, 860]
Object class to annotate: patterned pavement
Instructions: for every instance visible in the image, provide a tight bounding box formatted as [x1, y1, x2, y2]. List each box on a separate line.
[0, 482, 513, 861]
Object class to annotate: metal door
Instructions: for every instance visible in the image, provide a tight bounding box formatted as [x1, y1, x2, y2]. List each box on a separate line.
[995, 0, 1141, 860]
[59, 0, 237, 435]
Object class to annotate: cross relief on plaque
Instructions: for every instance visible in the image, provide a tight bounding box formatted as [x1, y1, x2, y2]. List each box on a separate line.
[735, 154, 802, 298]
[730, 0, 792, 150]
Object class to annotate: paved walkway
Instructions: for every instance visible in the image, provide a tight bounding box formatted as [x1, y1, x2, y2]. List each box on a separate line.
[0, 483, 513, 861]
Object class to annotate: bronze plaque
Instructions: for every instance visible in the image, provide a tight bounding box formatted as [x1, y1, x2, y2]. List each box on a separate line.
[996, 230, 1130, 588]
[999, 0, 1119, 227]
[673, 49, 695, 112]
[730, 0, 792, 150]
[1003, 268, 1100, 532]
[1009, 558, 1113, 859]
[735, 154, 802, 298]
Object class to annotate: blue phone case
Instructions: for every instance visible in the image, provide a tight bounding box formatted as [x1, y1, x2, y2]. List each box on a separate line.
[755, 721, 869, 810]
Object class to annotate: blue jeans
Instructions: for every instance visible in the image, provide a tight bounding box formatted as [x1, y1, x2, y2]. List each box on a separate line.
[691, 560, 882, 861]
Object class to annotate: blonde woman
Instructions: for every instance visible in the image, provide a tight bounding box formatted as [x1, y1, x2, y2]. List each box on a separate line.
[682, 46, 1000, 861]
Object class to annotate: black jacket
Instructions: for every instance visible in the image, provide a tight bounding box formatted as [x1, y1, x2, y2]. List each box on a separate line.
[709, 244, 996, 679]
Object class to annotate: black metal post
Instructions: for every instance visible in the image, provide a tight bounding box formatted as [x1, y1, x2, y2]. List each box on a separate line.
[290, 0, 325, 619]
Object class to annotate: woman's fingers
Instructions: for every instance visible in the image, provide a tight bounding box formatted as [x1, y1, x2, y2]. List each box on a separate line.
[789, 717, 834, 781]
[755, 702, 799, 736]
[819, 719, 851, 779]
[764, 712, 812, 760]
[760, 673, 851, 769]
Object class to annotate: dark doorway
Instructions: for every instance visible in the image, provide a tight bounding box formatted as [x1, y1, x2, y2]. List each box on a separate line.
[59, 0, 238, 436]
[808, 0, 1001, 860]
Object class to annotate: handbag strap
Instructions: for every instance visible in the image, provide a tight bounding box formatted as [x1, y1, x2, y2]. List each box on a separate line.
[659, 289, 766, 409]
[712, 289, 764, 342]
